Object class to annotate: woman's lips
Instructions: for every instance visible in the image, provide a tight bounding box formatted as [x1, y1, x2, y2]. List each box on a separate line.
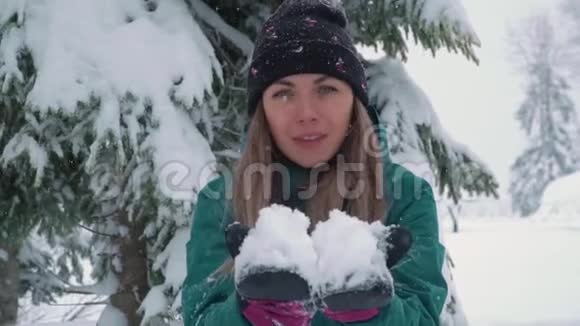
[292, 134, 327, 147]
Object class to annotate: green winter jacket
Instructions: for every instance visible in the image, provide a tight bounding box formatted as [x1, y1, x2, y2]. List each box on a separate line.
[181, 124, 448, 325]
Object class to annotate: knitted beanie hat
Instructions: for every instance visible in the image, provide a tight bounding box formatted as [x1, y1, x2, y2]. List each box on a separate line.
[246, 0, 374, 122]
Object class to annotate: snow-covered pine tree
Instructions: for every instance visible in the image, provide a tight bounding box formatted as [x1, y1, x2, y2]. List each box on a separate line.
[1, 1, 221, 325]
[0, 29, 90, 325]
[561, 0, 580, 41]
[185, 0, 267, 167]
[509, 14, 580, 217]
[559, 0, 580, 107]
[366, 58, 498, 203]
[0, 42, 36, 325]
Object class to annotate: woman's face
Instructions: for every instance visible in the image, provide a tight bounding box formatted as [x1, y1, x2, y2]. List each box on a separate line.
[262, 73, 354, 168]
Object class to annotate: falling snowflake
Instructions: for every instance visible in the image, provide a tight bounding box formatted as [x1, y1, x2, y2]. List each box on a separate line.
[251, 67, 259, 77]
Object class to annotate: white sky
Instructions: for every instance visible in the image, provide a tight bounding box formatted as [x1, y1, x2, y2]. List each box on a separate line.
[365, 0, 571, 198]
[406, 0, 577, 197]
[405, 0, 534, 197]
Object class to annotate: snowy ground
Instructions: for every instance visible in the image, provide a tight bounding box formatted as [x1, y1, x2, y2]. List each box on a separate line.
[443, 218, 580, 326]
[19, 218, 580, 326]
[17, 293, 104, 326]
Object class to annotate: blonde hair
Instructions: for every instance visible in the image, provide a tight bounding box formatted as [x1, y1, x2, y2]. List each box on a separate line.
[212, 100, 387, 277]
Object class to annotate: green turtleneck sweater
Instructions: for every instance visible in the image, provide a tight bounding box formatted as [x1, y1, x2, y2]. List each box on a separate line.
[273, 154, 311, 213]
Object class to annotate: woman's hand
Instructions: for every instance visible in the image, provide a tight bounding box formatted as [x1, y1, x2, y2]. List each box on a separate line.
[225, 221, 315, 326]
[225, 222, 313, 302]
[224, 209, 413, 325]
[311, 210, 413, 323]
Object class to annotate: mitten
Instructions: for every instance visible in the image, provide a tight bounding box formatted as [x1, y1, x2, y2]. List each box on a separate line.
[312, 210, 413, 322]
[225, 205, 318, 326]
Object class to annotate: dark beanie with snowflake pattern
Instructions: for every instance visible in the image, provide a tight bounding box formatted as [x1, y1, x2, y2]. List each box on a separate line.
[246, 0, 373, 121]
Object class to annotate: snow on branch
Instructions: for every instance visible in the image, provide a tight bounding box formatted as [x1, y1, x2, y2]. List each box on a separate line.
[346, 0, 480, 62]
[367, 56, 497, 200]
[67, 271, 119, 296]
[0, 0, 26, 27]
[1, 133, 48, 186]
[408, 0, 481, 46]
[187, 0, 254, 57]
[0, 0, 221, 201]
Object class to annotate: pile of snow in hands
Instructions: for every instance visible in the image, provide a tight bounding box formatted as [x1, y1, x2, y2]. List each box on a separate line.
[234, 205, 318, 284]
[235, 204, 394, 295]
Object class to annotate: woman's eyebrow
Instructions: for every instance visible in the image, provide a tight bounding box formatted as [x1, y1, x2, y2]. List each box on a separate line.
[273, 79, 294, 87]
[273, 76, 329, 86]
[314, 76, 330, 84]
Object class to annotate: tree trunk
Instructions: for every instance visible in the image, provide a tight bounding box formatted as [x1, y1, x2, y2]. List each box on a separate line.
[0, 243, 19, 326]
[109, 212, 149, 326]
[447, 206, 460, 233]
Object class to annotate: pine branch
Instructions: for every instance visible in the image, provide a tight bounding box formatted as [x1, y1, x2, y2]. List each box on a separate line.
[117, 155, 139, 208]
[92, 209, 119, 220]
[209, 31, 238, 70]
[47, 301, 108, 306]
[227, 86, 246, 92]
[187, 0, 254, 56]
[214, 149, 241, 160]
[78, 224, 116, 238]
[55, 111, 98, 143]
[63, 296, 106, 321]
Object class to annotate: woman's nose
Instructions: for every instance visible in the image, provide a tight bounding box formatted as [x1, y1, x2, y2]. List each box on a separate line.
[296, 97, 319, 124]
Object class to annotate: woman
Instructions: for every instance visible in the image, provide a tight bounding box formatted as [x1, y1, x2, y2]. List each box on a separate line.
[182, 0, 447, 325]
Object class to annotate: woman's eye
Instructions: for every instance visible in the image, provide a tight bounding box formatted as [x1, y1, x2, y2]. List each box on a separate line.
[319, 85, 338, 95]
[272, 89, 292, 100]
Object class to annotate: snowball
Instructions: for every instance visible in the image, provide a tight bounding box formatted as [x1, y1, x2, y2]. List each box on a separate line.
[311, 209, 392, 295]
[234, 204, 318, 285]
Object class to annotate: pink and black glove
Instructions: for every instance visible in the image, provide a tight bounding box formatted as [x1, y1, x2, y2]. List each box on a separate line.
[225, 223, 412, 325]
[226, 223, 314, 326]
[319, 225, 413, 323]
[240, 299, 313, 326]
[322, 308, 381, 323]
